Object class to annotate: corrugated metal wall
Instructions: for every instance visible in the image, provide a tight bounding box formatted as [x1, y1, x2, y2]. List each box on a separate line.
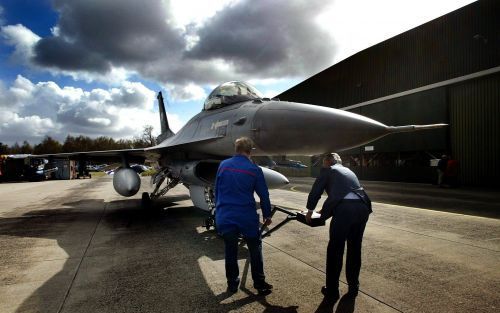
[275, 0, 500, 187]
[279, 0, 500, 109]
[356, 88, 448, 152]
[449, 74, 500, 186]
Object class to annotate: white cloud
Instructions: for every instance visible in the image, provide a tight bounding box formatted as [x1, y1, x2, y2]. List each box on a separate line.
[169, 0, 237, 31]
[0, 24, 40, 63]
[0, 76, 184, 144]
[61, 66, 134, 86]
[87, 117, 112, 126]
[0, 111, 57, 143]
[166, 83, 207, 101]
[316, 0, 476, 63]
[107, 81, 156, 109]
[50, 26, 60, 36]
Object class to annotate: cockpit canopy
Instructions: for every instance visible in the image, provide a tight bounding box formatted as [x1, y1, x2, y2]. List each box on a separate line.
[204, 81, 263, 110]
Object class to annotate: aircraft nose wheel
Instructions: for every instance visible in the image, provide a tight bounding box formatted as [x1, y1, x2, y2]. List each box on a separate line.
[203, 208, 217, 231]
[203, 216, 216, 231]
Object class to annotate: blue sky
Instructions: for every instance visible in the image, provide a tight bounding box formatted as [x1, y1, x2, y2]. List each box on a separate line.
[0, 0, 475, 145]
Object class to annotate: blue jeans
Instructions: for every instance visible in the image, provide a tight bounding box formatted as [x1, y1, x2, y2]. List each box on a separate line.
[222, 230, 265, 287]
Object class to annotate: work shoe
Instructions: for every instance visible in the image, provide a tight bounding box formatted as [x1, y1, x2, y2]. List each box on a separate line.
[254, 281, 273, 294]
[321, 286, 340, 302]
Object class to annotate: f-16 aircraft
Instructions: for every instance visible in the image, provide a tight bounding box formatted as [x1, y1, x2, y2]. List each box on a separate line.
[34, 81, 446, 221]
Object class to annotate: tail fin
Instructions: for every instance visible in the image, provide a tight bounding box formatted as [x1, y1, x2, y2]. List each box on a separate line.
[157, 91, 175, 142]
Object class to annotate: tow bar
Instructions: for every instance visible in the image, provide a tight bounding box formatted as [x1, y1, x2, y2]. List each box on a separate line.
[260, 205, 325, 238]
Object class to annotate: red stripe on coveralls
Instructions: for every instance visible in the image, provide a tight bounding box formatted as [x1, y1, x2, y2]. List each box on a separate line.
[220, 167, 256, 177]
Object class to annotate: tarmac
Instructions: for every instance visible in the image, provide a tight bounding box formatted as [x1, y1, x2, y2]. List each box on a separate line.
[0, 176, 499, 313]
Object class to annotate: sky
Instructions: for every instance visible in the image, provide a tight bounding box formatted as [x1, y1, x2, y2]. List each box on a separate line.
[0, 0, 476, 145]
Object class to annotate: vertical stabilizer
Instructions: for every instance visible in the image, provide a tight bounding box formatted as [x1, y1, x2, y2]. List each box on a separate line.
[157, 92, 174, 142]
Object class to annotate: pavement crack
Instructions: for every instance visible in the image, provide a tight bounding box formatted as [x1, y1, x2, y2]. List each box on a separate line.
[56, 203, 107, 313]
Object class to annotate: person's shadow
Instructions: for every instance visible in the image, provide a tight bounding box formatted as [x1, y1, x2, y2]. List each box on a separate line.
[219, 257, 298, 312]
[1, 191, 300, 313]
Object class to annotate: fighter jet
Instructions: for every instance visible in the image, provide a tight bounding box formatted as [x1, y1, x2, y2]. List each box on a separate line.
[34, 81, 446, 221]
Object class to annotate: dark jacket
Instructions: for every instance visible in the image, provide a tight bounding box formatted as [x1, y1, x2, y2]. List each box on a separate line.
[306, 164, 372, 219]
[437, 158, 448, 171]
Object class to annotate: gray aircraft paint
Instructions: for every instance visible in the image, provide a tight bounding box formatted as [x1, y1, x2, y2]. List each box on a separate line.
[32, 81, 446, 212]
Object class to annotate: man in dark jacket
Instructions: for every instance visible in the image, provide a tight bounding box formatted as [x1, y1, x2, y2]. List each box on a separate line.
[305, 153, 371, 302]
[215, 137, 273, 294]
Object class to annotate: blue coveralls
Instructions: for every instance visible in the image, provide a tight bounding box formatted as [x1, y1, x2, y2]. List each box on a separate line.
[215, 154, 272, 288]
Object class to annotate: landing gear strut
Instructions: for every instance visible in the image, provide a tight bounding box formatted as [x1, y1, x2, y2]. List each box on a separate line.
[151, 177, 179, 200]
[203, 187, 216, 231]
[140, 169, 179, 209]
[203, 212, 216, 231]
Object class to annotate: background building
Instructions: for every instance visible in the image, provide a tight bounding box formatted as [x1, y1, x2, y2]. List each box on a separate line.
[278, 0, 499, 187]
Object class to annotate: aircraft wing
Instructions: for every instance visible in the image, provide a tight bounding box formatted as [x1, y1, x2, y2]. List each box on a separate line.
[31, 136, 225, 162]
[146, 134, 224, 151]
[31, 148, 149, 163]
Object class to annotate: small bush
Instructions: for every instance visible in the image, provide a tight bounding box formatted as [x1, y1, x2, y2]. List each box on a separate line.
[141, 169, 157, 176]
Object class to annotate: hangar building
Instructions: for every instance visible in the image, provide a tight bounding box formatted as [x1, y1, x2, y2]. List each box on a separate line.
[278, 0, 499, 187]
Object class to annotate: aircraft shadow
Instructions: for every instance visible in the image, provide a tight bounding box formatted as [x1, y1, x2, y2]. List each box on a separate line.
[0, 196, 299, 312]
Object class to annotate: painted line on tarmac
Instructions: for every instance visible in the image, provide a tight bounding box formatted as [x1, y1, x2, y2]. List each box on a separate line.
[57, 203, 107, 313]
[375, 202, 499, 220]
[369, 221, 500, 253]
[290, 186, 300, 192]
[263, 240, 404, 313]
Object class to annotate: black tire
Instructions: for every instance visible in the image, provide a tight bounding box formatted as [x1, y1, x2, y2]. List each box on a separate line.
[141, 192, 151, 209]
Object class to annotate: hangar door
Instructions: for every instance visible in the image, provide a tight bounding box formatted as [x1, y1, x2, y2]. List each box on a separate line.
[449, 74, 500, 187]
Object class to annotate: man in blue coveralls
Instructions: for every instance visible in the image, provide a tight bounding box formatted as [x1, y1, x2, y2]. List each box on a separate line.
[215, 137, 273, 294]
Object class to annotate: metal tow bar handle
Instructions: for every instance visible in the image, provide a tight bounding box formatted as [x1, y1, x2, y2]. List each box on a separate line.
[260, 205, 325, 238]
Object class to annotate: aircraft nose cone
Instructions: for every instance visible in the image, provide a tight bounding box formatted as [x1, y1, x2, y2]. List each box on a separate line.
[252, 102, 389, 155]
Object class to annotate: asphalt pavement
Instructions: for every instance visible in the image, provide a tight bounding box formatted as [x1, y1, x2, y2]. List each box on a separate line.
[283, 177, 500, 219]
[0, 177, 498, 313]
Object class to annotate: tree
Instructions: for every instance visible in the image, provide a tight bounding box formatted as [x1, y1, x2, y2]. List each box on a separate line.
[9, 142, 21, 154]
[116, 138, 134, 149]
[141, 125, 157, 147]
[93, 136, 118, 151]
[73, 135, 93, 152]
[62, 135, 77, 153]
[20, 141, 33, 154]
[0, 142, 8, 154]
[5, 129, 159, 155]
[33, 136, 62, 154]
